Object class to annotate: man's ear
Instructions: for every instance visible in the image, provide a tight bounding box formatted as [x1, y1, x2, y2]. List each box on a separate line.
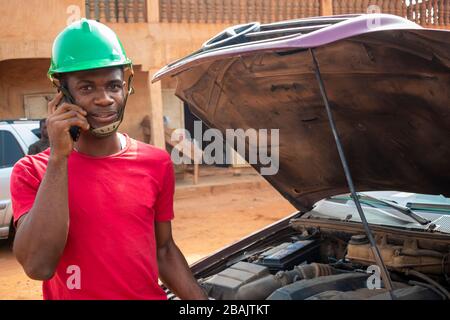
[51, 77, 62, 89]
[52, 74, 69, 89]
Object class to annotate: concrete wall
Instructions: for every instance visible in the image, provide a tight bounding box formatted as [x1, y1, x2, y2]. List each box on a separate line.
[0, 1, 227, 71]
[0, 0, 229, 146]
[0, 0, 86, 62]
[121, 67, 151, 141]
[111, 22, 228, 71]
[0, 59, 52, 119]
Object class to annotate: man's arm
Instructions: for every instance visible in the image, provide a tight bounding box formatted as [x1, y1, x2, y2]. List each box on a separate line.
[14, 156, 70, 280]
[13, 92, 90, 280]
[155, 221, 208, 300]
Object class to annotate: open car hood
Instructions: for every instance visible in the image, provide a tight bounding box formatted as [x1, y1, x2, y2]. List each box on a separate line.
[154, 14, 450, 212]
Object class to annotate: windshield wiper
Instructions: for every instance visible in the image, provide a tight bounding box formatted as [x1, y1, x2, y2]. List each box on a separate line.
[407, 202, 450, 214]
[358, 193, 431, 225]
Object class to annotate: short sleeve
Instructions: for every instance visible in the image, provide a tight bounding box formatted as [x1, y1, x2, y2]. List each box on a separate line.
[154, 158, 175, 222]
[10, 160, 41, 226]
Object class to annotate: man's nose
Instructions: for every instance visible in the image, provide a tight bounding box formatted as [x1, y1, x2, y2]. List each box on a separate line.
[94, 89, 114, 106]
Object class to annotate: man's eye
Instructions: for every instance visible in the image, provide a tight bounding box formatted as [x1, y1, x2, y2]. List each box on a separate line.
[80, 85, 93, 91]
[110, 84, 123, 90]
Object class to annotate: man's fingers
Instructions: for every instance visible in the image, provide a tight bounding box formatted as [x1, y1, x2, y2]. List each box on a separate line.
[52, 117, 89, 131]
[50, 102, 87, 117]
[50, 110, 87, 122]
[50, 113, 90, 130]
[48, 91, 64, 115]
[66, 118, 90, 131]
[46, 95, 90, 133]
[68, 113, 90, 131]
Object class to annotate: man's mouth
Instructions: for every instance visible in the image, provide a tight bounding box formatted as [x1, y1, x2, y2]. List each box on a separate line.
[89, 112, 118, 124]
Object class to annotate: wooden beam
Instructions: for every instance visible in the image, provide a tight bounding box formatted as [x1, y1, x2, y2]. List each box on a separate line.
[148, 70, 166, 149]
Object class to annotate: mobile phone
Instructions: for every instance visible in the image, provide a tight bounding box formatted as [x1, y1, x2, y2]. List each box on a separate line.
[58, 86, 81, 141]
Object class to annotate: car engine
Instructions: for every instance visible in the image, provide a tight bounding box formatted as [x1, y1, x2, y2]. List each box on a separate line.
[195, 220, 450, 300]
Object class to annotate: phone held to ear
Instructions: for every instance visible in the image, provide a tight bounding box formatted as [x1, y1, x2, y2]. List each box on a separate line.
[58, 86, 81, 141]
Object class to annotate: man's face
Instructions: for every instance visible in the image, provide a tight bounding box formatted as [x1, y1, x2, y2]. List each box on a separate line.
[64, 67, 126, 131]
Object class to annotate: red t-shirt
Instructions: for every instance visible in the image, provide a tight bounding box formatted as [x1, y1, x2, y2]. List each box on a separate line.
[10, 133, 175, 300]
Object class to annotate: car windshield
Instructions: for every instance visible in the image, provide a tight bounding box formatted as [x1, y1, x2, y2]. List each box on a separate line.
[308, 191, 450, 234]
[331, 191, 450, 215]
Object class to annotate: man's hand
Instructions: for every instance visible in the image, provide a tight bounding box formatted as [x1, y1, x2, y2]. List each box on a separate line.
[155, 221, 208, 300]
[47, 92, 90, 159]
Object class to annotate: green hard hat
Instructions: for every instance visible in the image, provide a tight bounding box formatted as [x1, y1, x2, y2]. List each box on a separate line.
[48, 18, 132, 78]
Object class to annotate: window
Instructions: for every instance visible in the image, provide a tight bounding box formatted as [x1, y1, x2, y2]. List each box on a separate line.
[23, 93, 54, 119]
[0, 131, 24, 168]
[31, 128, 41, 139]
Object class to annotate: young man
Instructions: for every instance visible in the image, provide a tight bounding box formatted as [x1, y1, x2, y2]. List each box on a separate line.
[10, 19, 207, 300]
[28, 118, 50, 155]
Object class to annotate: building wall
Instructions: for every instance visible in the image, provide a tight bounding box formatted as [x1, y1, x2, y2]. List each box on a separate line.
[0, 1, 227, 72]
[0, 0, 228, 145]
[4, 1, 447, 145]
[0, 59, 52, 119]
[0, 58, 151, 141]
[0, 0, 86, 62]
[121, 67, 152, 141]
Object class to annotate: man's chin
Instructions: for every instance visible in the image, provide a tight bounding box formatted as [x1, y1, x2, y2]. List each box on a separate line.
[80, 129, 116, 139]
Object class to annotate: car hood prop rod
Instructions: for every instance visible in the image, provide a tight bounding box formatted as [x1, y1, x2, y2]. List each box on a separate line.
[310, 48, 395, 298]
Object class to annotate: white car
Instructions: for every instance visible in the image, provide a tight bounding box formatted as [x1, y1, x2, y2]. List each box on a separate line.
[0, 120, 39, 240]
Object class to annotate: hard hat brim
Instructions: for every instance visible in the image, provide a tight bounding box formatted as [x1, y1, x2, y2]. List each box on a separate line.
[48, 58, 132, 78]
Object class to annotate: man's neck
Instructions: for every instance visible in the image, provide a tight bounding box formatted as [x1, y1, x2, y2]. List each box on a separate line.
[74, 132, 122, 157]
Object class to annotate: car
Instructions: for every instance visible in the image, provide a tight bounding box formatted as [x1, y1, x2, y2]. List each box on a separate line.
[0, 120, 40, 240]
[153, 14, 450, 300]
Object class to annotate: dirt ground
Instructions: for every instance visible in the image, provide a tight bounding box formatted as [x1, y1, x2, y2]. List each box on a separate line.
[0, 186, 295, 300]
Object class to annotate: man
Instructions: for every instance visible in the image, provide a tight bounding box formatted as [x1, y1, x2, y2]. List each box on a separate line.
[27, 118, 49, 155]
[10, 19, 207, 300]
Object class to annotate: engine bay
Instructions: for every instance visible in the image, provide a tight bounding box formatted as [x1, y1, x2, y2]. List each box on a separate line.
[194, 218, 450, 300]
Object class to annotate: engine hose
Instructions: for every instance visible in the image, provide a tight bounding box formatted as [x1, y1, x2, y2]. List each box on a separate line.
[405, 269, 450, 300]
[235, 263, 338, 300]
[408, 281, 447, 300]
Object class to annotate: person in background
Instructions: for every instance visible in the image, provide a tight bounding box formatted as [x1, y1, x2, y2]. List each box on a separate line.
[140, 114, 152, 144]
[28, 118, 49, 155]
